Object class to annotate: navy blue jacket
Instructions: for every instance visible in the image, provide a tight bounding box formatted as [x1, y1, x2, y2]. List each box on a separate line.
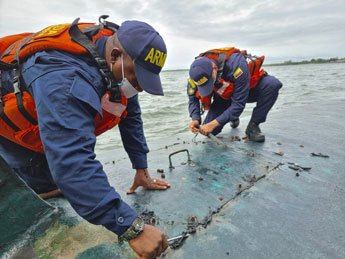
[188, 53, 250, 125]
[0, 37, 147, 235]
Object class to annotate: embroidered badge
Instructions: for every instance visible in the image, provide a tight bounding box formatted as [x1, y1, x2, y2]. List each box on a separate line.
[233, 67, 243, 79]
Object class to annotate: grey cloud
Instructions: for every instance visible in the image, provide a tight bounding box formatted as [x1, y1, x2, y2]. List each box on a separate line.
[1, 0, 345, 67]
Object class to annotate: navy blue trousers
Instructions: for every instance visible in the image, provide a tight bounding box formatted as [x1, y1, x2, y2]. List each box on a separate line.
[0, 136, 57, 194]
[203, 75, 283, 135]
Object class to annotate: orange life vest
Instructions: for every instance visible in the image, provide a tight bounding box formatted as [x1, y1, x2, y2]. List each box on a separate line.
[0, 21, 126, 153]
[195, 47, 266, 110]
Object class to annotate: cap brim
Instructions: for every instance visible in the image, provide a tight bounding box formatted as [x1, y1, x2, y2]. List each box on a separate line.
[197, 79, 214, 97]
[134, 62, 164, 96]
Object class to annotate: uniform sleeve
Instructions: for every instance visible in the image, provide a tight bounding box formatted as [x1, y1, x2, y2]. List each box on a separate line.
[187, 79, 201, 122]
[21, 51, 137, 236]
[118, 95, 149, 169]
[215, 54, 250, 125]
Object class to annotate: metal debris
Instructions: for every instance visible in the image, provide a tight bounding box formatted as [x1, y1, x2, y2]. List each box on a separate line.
[248, 152, 255, 157]
[161, 173, 166, 179]
[157, 169, 164, 173]
[198, 176, 204, 181]
[299, 144, 304, 148]
[311, 152, 329, 158]
[277, 142, 282, 145]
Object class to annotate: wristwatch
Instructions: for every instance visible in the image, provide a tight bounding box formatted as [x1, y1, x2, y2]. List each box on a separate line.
[118, 216, 145, 242]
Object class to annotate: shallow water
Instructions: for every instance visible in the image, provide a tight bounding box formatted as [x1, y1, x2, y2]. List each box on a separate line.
[95, 63, 345, 153]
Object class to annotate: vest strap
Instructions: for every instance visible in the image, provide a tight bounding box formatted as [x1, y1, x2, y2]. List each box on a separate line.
[13, 69, 38, 125]
[0, 71, 21, 131]
[69, 18, 122, 103]
[214, 52, 227, 88]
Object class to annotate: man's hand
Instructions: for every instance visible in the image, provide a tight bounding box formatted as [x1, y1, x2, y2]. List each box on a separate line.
[189, 120, 200, 134]
[199, 120, 221, 136]
[127, 168, 170, 194]
[128, 224, 168, 258]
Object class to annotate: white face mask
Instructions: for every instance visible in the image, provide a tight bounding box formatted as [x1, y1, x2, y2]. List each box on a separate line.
[101, 54, 139, 116]
[119, 54, 138, 99]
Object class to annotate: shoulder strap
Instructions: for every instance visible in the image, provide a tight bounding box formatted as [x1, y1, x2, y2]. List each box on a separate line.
[214, 52, 227, 88]
[0, 71, 21, 131]
[69, 17, 122, 103]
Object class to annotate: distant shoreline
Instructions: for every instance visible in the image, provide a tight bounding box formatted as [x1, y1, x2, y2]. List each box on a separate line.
[264, 58, 345, 66]
[164, 58, 345, 71]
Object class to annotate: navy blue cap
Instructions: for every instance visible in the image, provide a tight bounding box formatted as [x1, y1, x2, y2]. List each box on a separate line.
[118, 21, 167, 96]
[189, 57, 214, 97]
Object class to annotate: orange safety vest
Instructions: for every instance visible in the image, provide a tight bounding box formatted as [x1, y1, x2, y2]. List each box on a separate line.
[0, 21, 126, 153]
[194, 47, 266, 110]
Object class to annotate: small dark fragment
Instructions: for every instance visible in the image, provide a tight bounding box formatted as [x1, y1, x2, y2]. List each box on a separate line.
[218, 197, 223, 201]
[296, 172, 300, 177]
[226, 252, 230, 256]
[273, 151, 284, 156]
[311, 152, 329, 158]
[277, 142, 282, 145]
[161, 173, 166, 179]
[230, 136, 241, 142]
[201, 211, 213, 228]
[199, 176, 204, 181]
[288, 162, 312, 171]
[265, 165, 269, 170]
[187, 215, 198, 233]
[157, 169, 164, 173]
[238, 184, 242, 189]
[165, 145, 168, 149]
[288, 165, 300, 171]
[249, 152, 255, 157]
[112, 160, 115, 164]
[299, 144, 304, 148]
[140, 210, 158, 225]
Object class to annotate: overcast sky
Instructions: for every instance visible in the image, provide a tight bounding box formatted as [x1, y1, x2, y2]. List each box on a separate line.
[1, 0, 345, 69]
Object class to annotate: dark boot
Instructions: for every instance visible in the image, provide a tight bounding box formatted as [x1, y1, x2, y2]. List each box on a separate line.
[245, 122, 265, 142]
[230, 119, 240, 128]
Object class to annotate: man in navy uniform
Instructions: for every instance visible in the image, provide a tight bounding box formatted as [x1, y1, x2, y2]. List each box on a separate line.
[187, 47, 282, 142]
[0, 19, 169, 258]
